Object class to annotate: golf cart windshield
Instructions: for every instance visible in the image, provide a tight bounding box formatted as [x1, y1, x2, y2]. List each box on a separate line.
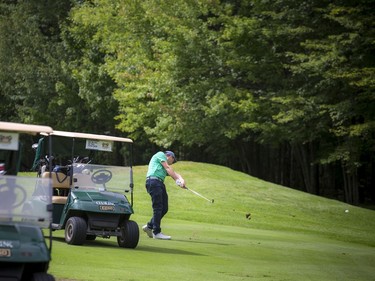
[0, 122, 53, 229]
[72, 163, 131, 193]
[0, 175, 52, 228]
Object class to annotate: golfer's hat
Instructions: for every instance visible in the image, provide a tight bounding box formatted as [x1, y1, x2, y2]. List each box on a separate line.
[165, 151, 177, 163]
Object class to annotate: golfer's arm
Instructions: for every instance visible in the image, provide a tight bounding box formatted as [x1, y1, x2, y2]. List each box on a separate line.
[162, 162, 182, 181]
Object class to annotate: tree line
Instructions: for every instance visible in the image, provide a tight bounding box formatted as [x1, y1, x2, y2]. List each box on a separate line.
[0, 0, 374, 205]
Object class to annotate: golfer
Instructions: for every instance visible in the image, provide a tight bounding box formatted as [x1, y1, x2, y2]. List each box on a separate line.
[143, 151, 186, 240]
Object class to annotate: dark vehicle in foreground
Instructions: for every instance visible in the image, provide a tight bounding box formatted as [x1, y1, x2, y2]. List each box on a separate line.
[0, 121, 54, 281]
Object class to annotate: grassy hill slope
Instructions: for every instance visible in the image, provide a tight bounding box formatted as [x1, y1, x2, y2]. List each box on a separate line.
[136, 162, 375, 245]
[50, 162, 375, 281]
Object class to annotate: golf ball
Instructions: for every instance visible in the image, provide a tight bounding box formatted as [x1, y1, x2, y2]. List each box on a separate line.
[345, 209, 349, 213]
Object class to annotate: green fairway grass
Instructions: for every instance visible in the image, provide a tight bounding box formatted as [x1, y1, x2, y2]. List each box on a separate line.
[47, 162, 375, 281]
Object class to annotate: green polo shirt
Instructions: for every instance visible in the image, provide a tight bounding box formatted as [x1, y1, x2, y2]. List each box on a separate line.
[146, 151, 168, 181]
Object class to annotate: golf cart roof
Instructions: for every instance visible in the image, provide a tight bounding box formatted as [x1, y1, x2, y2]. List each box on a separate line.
[51, 130, 133, 143]
[0, 121, 53, 134]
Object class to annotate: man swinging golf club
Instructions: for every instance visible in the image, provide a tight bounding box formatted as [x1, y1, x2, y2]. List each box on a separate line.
[143, 151, 186, 240]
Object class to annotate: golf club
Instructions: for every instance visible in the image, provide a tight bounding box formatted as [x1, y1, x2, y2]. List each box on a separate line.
[186, 187, 214, 203]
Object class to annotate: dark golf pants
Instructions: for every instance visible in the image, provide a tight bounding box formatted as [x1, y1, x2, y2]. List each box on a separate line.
[146, 178, 168, 235]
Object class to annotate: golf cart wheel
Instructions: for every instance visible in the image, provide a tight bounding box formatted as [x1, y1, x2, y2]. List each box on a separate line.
[65, 217, 87, 245]
[32, 272, 55, 281]
[117, 220, 139, 248]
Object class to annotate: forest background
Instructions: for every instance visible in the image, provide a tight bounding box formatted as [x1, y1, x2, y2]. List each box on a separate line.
[0, 0, 374, 206]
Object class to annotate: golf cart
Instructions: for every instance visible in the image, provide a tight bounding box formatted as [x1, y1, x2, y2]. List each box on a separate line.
[33, 130, 139, 248]
[0, 121, 54, 281]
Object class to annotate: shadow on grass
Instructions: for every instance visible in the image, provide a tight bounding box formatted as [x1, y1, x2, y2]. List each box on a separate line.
[52, 236, 116, 248]
[52, 236, 206, 256]
[136, 245, 206, 256]
[172, 238, 233, 246]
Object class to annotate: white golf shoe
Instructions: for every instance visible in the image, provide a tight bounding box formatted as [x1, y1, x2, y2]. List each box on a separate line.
[153, 232, 171, 240]
[142, 225, 153, 238]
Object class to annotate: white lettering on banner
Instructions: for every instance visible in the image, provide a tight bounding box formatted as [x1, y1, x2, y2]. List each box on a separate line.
[0, 241, 13, 248]
[85, 140, 112, 152]
[0, 132, 19, 151]
[95, 201, 115, 206]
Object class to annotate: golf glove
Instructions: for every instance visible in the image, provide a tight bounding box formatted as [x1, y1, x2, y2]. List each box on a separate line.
[176, 179, 182, 187]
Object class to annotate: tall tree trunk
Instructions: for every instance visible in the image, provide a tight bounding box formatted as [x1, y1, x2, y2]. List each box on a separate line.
[292, 142, 319, 194]
[293, 143, 309, 192]
[308, 141, 319, 195]
[278, 143, 290, 186]
[341, 164, 360, 205]
[239, 141, 251, 174]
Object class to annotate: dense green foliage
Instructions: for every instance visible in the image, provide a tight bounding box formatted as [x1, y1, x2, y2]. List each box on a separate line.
[0, 0, 374, 205]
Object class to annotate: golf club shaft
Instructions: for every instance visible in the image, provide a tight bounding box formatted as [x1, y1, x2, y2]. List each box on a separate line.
[186, 187, 212, 203]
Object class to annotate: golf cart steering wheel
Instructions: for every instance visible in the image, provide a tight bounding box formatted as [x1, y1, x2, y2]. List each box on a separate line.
[0, 183, 27, 209]
[91, 169, 112, 185]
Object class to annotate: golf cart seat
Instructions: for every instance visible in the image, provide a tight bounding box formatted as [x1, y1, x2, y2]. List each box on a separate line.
[42, 172, 71, 224]
[42, 171, 71, 202]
